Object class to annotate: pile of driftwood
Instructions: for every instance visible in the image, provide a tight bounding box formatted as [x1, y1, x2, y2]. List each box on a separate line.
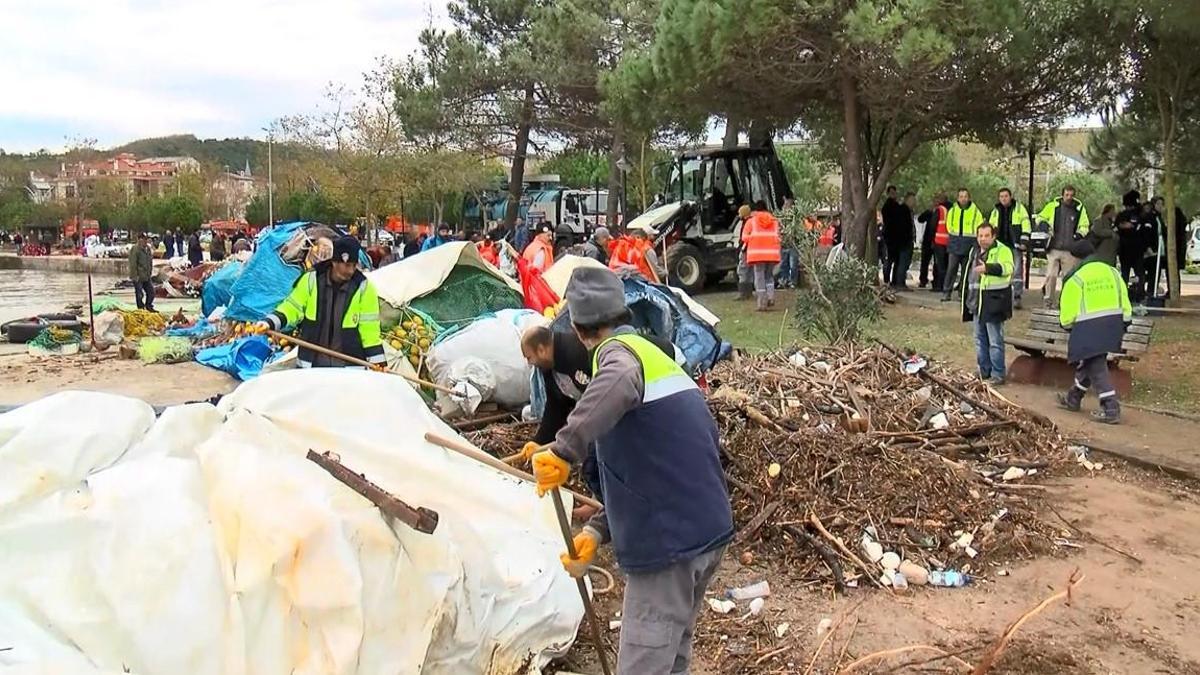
[710, 342, 1070, 592]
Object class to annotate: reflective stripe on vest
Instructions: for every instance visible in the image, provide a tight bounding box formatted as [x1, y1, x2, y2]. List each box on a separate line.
[592, 333, 698, 403]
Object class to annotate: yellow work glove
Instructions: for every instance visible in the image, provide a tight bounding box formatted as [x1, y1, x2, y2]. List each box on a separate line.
[518, 441, 541, 464]
[560, 528, 599, 578]
[532, 450, 570, 497]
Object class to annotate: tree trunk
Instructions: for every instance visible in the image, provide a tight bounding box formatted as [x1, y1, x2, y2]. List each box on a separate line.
[748, 122, 772, 150]
[607, 124, 624, 229]
[839, 71, 870, 259]
[1157, 89, 1181, 306]
[504, 85, 536, 229]
[722, 115, 740, 149]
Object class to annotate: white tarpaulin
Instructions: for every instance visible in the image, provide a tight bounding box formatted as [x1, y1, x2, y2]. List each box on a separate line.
[368, 242, 522, 308]
[0, 371, 583, 674]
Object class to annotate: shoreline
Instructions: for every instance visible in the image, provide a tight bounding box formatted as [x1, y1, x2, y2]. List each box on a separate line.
[0, 252, 128, 274]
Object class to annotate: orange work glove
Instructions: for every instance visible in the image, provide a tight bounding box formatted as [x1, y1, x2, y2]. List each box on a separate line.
[560, 528, 599, 578]
[518, 441, 541, 464]
[532, 450, 570, 497]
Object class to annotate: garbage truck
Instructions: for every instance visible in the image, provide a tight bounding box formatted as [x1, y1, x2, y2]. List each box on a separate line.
[525, 187, 619, 247]
[629, 143, 792, 295]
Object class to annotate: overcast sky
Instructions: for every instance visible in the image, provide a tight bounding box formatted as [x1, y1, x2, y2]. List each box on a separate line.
[0, 0, 444, 153]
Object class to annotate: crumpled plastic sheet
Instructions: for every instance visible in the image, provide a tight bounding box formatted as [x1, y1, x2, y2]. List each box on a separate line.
[0, 371, 583, 674]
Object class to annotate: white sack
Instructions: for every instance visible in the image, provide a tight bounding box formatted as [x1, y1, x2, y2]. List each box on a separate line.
[426, 310, 547, 412]
[0, 370, 583, 675]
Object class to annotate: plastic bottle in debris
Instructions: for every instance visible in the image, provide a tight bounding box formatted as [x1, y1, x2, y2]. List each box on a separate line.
[726, 580, 771, 600]
[927, 570, 971, 588]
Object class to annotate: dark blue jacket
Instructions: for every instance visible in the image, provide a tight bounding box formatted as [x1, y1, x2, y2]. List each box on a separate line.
[595, 347, 733, 572]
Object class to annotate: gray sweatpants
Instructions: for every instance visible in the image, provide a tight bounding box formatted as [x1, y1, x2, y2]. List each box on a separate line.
[1067, 354, 1118, 411]
[618, 546, 726, 675]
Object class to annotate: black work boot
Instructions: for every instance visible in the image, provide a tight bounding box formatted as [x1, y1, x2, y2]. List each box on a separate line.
[1056, 390, 1083, 412]
[1091, 398, 1121, 425]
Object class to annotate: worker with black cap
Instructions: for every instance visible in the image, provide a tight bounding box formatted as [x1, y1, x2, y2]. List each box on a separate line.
[529, 265, 732, 674]
[523, 222, 556, 273]
[1056, 238, 1132, 424]
[257, 235, 385, 368]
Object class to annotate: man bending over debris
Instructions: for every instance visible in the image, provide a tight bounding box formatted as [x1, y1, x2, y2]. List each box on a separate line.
[257, 236, 385, 368]
[530, 266, 733, 675]
[518, 324, 681, 517]
[1056, 239, 1132, 424]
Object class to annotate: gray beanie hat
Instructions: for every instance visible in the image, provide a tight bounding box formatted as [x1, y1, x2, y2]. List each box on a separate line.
[567, 266, 627, 325]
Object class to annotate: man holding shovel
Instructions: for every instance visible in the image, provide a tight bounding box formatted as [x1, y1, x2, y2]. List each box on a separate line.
[529, 266, 733, 675]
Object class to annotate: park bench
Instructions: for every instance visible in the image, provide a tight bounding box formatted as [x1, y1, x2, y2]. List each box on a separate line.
[1005, 309, 1155, 395]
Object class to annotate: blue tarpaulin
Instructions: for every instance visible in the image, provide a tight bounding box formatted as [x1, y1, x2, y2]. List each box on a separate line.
[224, 222, 309, 321]
[550, 277, 729, 375]
[195, 335, 275, 380]
[166, 321, 219, 340]
[201, 260, 243, 317]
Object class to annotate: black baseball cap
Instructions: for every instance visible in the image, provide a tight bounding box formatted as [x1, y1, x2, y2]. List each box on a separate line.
[332, 235, 361, 263]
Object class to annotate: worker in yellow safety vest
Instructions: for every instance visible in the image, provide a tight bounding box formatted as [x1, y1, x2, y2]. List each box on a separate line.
[257, 236, 385, 368]
[1056, 239, 1132, 424]
[960, 222, 1014, 385]
[941, 188, 986, 302]
[987, 188, 1032, 308]
[1038, 185, 1092, 309]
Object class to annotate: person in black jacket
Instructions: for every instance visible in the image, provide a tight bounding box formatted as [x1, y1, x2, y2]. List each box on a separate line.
[1115, 190, 1146, 294]
[187, 230, 203, 266]
[880, 186, 914, 288]
[518, 325, 678, 509]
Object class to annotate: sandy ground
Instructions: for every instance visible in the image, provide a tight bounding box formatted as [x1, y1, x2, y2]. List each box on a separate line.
[0, 352, 237, 407]
[558, 469, 1200, 675]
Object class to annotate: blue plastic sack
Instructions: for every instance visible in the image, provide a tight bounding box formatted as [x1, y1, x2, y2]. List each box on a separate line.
[166, 322, 218, 339]
[195, 335, 274, 380]
[550, 277, 729, 374]
[201, 260, 243, 317]
[224, 222, 308, 321]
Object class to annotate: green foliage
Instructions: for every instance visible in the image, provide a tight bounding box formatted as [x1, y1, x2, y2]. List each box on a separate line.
[117, 195, 204, 233]
[245, 195, 270, 227]
[785, 213, 882, 343]
[889, 144, 965, 206]
[276, 191, 352, 225]
[540, 150, 611, 188]
[112, 135, 270, 175]
[777, 146, 837, 213]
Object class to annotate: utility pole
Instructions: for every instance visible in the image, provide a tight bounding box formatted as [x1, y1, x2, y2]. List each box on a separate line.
[223, 165, 231, 221]
[262, 127, 274, 226]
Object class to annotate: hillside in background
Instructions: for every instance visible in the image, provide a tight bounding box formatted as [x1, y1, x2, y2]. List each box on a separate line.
[112, 135, 270, 173]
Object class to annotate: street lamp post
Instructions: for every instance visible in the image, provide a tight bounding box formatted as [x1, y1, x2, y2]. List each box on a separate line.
[262, 126, 274, 226]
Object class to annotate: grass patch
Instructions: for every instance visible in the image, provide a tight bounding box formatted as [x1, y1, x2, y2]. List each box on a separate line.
[705, 287, 1200, 413]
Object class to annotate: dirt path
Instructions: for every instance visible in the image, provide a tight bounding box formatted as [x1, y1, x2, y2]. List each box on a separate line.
[558, 470, 1200, 675]
[1, 353, 236, 407]
[1002, 383, 1200, 478]
[684, 473, 1200, 674]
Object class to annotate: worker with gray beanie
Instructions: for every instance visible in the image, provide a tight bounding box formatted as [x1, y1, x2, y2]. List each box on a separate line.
[529, 265, 732, 674]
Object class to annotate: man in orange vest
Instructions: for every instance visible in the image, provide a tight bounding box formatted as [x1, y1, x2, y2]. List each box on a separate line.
[522, 223, 556, 273]
[609, 223, 663, 283]
[744, 200, 782, 311]
[477, 231, 500, 266]
[916, 193, 950, 292]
